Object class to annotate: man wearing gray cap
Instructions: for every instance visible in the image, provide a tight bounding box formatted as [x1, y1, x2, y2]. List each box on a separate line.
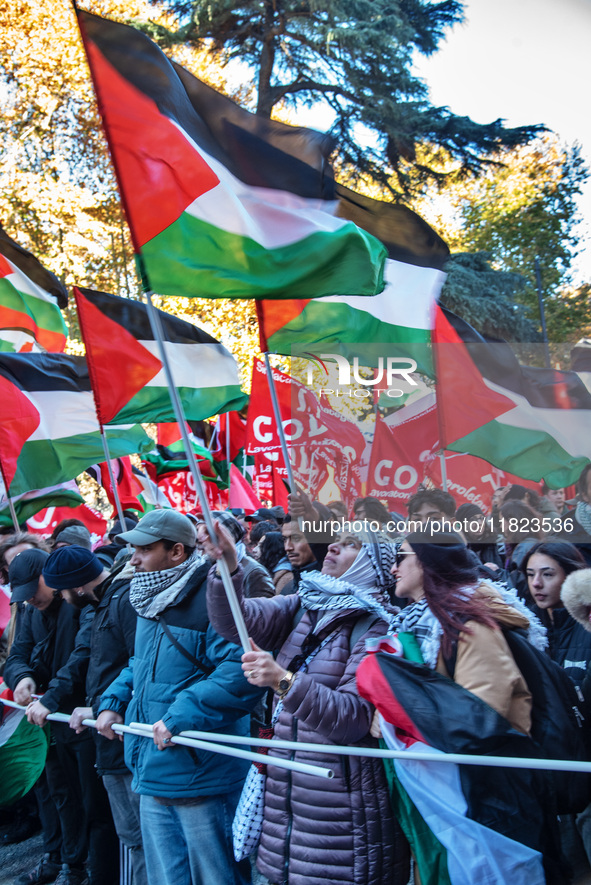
[95, 510, 261, 885]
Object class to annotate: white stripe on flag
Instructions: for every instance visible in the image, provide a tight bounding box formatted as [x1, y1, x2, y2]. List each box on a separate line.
[381, 721, 545, 885]
[319, 259, 444, 329]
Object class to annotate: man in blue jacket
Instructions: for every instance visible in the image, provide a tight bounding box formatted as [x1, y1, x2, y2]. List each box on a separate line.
[95, 510, 260, 885]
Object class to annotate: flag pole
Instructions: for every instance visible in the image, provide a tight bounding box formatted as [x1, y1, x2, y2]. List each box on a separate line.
[263, 353, 294, 491]
[0, 460, 20, 532]
[225, 414, 232, 500]
[431, 323, 449, 492]
[140, 280, 250, 652]
[99, 427, 128, 528]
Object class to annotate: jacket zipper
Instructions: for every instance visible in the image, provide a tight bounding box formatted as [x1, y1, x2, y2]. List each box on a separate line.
[282, 717, 298, 885]
[151, 632, 163, 681]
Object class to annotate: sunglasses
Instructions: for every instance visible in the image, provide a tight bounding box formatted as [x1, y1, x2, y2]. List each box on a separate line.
[395, 550, 417, 567]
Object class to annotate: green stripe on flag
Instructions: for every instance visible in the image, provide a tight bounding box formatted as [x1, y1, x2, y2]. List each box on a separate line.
[382, 755, 452, 885]
[10, 427, 153, 497]
[142, 211, 386, 301]
[0, 714, 50, 808]
[0, 278, 67, 336]
[111, 384, 247, 425]
[449, 420, 590, 488]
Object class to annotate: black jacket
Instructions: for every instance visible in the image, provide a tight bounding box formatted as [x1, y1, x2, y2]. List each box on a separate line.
[533, 604, 591, 685]
[4, 596, 93, 743]
[85, 569, 137, 775]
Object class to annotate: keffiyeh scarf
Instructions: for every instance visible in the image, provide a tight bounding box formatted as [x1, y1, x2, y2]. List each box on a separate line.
[129, 549, 207, 618]
[388, 598, 443, 669]
[576, 501, 591, 536]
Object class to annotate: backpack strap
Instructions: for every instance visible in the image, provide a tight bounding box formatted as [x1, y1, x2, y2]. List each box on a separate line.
[349, 613, 382, 652]
[156, 615, 215, 677]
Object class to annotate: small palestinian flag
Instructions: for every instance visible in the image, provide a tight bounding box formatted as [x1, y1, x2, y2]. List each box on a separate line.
[74, 287, 247, 424]
[0, 353, 153, 497]
[0, 478, 83, 528]
[0, 692, 49, 807]
[75, 11, 387, 301]
[0, 225, 68, 353]
[357, 652, 558, 884]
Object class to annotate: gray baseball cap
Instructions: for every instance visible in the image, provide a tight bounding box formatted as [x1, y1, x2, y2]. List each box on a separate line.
[118, 509, 197, 548]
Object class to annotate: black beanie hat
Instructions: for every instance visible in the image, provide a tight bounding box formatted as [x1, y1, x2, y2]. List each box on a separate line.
[43, 545, 104, 590]
[405, 529, 478, 584]
[455, 502, 485, 522]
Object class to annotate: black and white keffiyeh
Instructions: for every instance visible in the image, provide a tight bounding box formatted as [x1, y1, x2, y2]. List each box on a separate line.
[576, 501, 591, 536]
[388, 598, 443, 668]
[388, 578, 548, 668]
[129, 549, 207, 618]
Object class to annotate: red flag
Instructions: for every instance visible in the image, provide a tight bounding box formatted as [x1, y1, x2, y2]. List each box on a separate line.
[99, 458, 143, 513]
[74, 287, 162, 424]
[0, 374, 40, 489]
[210, 411, 247, 463]
[229, 464, 263, 511]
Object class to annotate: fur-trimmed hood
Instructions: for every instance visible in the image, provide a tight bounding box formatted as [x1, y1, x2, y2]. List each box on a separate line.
[561, 569, 591, 632]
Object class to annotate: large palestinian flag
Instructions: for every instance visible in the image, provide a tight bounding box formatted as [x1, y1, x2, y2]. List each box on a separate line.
[74, 287, 247, 424]
[357, 652, 556, 885]
[256, 191, 447, 371]
[0, 353, 153, 497]
[75, 11, 386, 301]
[0, 225, 67, 353]
[435, 308, 591, 487]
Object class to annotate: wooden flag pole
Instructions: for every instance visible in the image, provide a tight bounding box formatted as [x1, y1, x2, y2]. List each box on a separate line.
[263, 353, 295, 491]
[142, 283, 250, 652]
[99, 427, 128, 528]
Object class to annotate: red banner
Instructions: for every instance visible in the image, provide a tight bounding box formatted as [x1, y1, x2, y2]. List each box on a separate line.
[26, 504, 109, 545]
[367, 396, 539, 511]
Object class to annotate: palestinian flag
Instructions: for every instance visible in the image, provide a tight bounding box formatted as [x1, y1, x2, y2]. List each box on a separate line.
[357, 653, 555, 885]
[143, 438, 221, 485]
[0, 691, 49, 807]
[0, 353, 153, 497]
[256, 193, 448, 372]
[132, 466, 173, 512]
[75, 11, 386, 301]
[0, 225, 67, 353]
[435, 308, 591, 487]
[74, 287, 246, 424]
[0, 479, 83, 528]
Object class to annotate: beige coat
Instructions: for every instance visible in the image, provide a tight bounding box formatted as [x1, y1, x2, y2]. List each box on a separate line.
[435, 583, 533, 735]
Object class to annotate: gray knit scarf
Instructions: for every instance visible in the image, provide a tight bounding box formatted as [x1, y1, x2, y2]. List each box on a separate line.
[129, 549, 207, 619]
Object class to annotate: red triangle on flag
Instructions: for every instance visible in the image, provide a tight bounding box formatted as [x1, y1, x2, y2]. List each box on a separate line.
[0, 375, 40, 490]
[433, 307, 514, 447]
[75, 287, 162, 424]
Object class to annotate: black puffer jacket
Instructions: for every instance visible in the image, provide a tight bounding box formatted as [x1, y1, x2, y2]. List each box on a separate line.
[4, 596, 93, 743]
[533, 605, 591, 685]
[86, 567, 137, 775]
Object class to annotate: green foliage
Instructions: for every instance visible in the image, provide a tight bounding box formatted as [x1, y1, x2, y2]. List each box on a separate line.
[439, 252, 538, 342]
[450, 138, 589, 342]
[142, 0, 543, 197]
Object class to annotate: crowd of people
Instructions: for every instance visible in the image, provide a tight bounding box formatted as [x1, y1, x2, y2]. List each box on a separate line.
[1, 471, 591, 885]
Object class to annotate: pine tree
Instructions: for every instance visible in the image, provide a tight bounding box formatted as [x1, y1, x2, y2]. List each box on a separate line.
[143, 0, 543, 196]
